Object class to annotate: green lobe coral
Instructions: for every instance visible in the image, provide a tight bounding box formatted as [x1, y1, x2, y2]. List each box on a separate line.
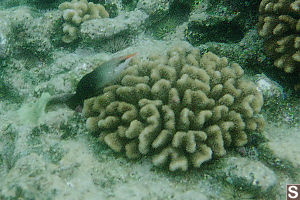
[83, 46, 264, 171]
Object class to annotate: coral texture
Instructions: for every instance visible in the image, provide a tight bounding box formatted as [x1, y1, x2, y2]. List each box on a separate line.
[257, 0, 300, 90]
[80, 10, 147, 42]
[58, 0, 109, 43]
[80, 0, 170, 44]
[83, 46, 264, 171]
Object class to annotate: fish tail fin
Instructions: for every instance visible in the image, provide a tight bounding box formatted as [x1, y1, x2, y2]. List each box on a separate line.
[45, 93, 75, 111]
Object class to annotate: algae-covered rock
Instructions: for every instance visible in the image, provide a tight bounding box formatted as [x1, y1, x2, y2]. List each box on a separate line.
[0, 14, 11, 59]
[80, 10, 147, 43]
[4, 7, 61, 58]
[259, 126, 300, 172]
[186, 0, 259, 45]
[220, 157, 277, 193]
[136, 0, 169, 17]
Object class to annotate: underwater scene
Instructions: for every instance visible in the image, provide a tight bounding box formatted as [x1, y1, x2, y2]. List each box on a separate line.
[0, 0, 299, 199]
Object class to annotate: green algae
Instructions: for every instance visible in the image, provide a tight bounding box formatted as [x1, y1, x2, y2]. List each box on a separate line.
[17, 93, 51, 125]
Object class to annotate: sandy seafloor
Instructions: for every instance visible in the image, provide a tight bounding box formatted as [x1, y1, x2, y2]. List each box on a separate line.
[0, 0, 299, 199]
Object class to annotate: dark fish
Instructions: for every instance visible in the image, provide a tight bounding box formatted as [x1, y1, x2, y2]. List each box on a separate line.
[46, 53, 136, 111]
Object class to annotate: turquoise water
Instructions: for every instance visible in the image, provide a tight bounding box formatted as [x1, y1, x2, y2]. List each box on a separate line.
[0, 0, 299, 200]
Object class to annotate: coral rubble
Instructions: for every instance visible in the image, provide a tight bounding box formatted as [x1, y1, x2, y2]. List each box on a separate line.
[258, 0, 300, 90]
[80, 0, 171, 45]
[82, 46, 264, 171]
[80, 10, 147, 43]
[58, 0, 109, 43]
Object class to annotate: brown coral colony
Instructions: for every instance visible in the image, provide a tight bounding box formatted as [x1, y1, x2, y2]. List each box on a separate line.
[59, 0, 109, 43]
[258, 0, 300, 89]
[83, 46, 265, 171]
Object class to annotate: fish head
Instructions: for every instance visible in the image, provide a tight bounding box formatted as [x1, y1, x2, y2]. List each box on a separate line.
[112, 52, 137, 74]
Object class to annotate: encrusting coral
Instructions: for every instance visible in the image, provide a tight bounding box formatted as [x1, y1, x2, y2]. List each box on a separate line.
[257, 0, 300, 90]
[83, 46, 265, 171]
[58, 0, 109, 43]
